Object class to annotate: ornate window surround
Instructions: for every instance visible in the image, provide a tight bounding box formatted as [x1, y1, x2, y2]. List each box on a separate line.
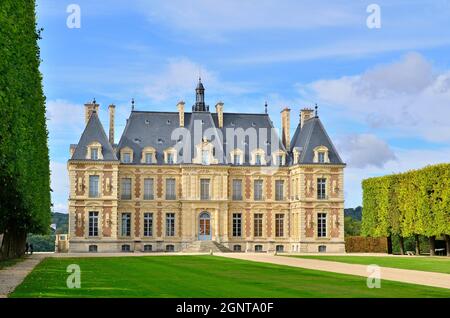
[86, 141, 103, 160]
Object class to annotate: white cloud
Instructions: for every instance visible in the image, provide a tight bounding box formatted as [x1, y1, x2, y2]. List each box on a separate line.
[299, 52, 450, 142]
[46, 99, 84, 134]
[336, 134, 396, 169]
[50, 161, 69, 213]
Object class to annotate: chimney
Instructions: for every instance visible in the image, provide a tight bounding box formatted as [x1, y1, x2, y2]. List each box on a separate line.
[84, 99, 99, 124]
[108, 104, 115, 144]
[177, 101, 185, 127]
[281, 108, 291, 151]
[216, 102, 224, 128]
[300, 108, 314, 129]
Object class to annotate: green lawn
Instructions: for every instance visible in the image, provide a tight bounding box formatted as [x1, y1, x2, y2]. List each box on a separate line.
[10, 255, 450, 298]
[287, 255, 450, 274]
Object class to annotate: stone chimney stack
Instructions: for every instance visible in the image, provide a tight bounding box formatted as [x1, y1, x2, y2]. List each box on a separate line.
[84, 99, 99, 124]
[216, 102, 224, 128]
[177, 101, 185, 127]
[108, 104, 115, 144]
[300, 108, 315, 129]
[281, 108, 291, 151]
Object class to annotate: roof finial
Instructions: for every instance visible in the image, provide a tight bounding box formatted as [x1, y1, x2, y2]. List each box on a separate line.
[315, 103, 318, 117]
[131, 98, 135, 111]
[93, 97, 96, 104]
[264, 101, 268, 114]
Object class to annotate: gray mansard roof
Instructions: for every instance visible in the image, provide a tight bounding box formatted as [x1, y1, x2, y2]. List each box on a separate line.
[291, 116, 343, 164]
[71, 111, 118, 161]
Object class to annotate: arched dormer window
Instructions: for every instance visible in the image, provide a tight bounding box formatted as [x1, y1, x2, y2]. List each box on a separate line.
[272, 150, 286, 166]
[313, 146, 330, 164]
[86, 141, 103, 160]
[230, 148, 243, 165]
[120, 147, 133, 163]
[164, 147, 177, 164]
[141, 146, 156, 164]
[193, 139, 218, 165]
[250, 149, 266, 165]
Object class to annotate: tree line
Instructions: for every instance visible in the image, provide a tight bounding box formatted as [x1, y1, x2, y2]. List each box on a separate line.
[0, 0, 51, 260]
[362, 164, 450, 256]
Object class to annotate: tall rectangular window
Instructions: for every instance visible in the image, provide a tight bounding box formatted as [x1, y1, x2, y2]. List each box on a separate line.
[91, 148, 98, 160]
[121, 178, 132, 200]
[317, 178, 326, 200]
[89, 175, 99, 198]
[317, 213, 327, 237]
[165, 178, 176, 200]
[277, 155, 283, 166]
[121, 213, 131, 237]
[145, 153, 153, 164]
[318, 152, 325, 163]
[254, 213, 263, 237]
[200, 179, 210, 200]
[275, 214, 284, 237]
[254, 180, 263, 201]
[255, 154, 262, 165]
[143, 213, 153, 237]
[144, 178, 154, 200]
[88, 211, 98, 237]
[167, 153, 174, 164]
[232, 179, 242, 200]
[233, 154, 241, 165]
[275, 180, 284, 201]
[166, 213, 175, 237]
[122, 153, 131, 163]
[232, 213, 242, 237]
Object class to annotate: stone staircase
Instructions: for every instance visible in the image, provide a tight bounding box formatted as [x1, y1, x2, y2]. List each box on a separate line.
[182, 240, 231, 253]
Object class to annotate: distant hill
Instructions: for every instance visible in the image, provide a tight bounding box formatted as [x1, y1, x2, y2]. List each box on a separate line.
[344, 206, 362, 221]
[52, 212, 68, 234]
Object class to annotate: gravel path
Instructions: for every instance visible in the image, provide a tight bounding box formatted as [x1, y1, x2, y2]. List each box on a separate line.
[0, 254, 45, 298]
[216, 253, 450, 290]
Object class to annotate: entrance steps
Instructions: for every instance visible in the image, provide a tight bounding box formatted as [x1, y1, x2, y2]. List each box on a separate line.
[182, 240, 231, 253]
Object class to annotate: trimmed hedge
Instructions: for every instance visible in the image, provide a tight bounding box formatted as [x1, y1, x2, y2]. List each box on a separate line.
[345, 236, 388, 253]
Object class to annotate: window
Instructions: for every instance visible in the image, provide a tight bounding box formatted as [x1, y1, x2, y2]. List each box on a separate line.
[144, 244, 152, 252]
[200, 179, 210, 200]
[318, 245, 327, 252]
[166, 213, 175, 237]
[277, 155, 283, 166]
[254, 213, 263, 237]
[89, 175, 99, 198]
[166, 244, 175, 252]
[318, 152, 325, 163]
[232, 213, 242, 237]
[255, 154, 262, 165]
[145, 153, 153, 164]
[122, 152, 131, 163]
[144, 178, 154, 200]
[254, 180, 263, 201]
[121, 213, 131, 236]
[255, 245, 263, 252]
[275, 180, 284, 201]
[121, 244, 131, 252]
[91, 148, 98, 160]
[317, 213, 327, 238]
[202, 150, 209, 165]
[165, 178, 176, 200]
[88, 211, 99, 237]
[275, 214, 284, 237]
[233, 154, 241, 165]
[233, 245, 242, 252]
[276, 245, 284, 252]
[88, 245, 98, 252]
[317, 178, 326, 199]
[143, 213, 153, 237]
[121, 178, 132, 200]
[167, 152, 174, 164]
[232, 179, 242, 200]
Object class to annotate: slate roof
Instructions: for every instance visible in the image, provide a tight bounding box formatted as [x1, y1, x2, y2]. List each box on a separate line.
[70, 111, 118, 161]
[290, 116, 343, 164]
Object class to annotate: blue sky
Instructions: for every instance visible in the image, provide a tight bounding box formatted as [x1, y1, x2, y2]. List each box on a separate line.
[36, 0, 450, 212]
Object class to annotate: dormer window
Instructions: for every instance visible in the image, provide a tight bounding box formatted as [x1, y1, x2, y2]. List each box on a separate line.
[234, 154, 241, 165]
[193, 141, 218, 165]
[86, 141, 103, 160]
[145, 153, 153, 164]
[255, 154, 262, 165]
[272, 151, 286, 166]
[202, 150, 209, 165]
[313, 146, 330, 164]
[230, 148, 243, 165]
[277, 155, 283, 165]
[164, 148, 177, 164]
[120, 147, 133, 163]
[141, 147, 156, 164]
[167, 153, 174, 164]
[250, 149, 266, 165]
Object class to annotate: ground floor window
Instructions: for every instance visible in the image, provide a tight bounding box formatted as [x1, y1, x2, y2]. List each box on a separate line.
[144, 244, 152, 252]
[88, 211, 99, 237]
[317, 213, 327, 238]
[318, 245, 327, 253]
[275, 213, 284, 237]
[166, 244, 175, 252]
[255, 244, 263, 252]
[166, 213, 175, 237]
[232, 213, 242, 237]
[233, 245, 242, 252]
[121, 213, 131, 237]
[254, 213, 263, 237]
[276, 245, 284, 252]
[121, 244, 131, 252]
[144, 212, 153, 237]
[88, 245, 97, 252]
